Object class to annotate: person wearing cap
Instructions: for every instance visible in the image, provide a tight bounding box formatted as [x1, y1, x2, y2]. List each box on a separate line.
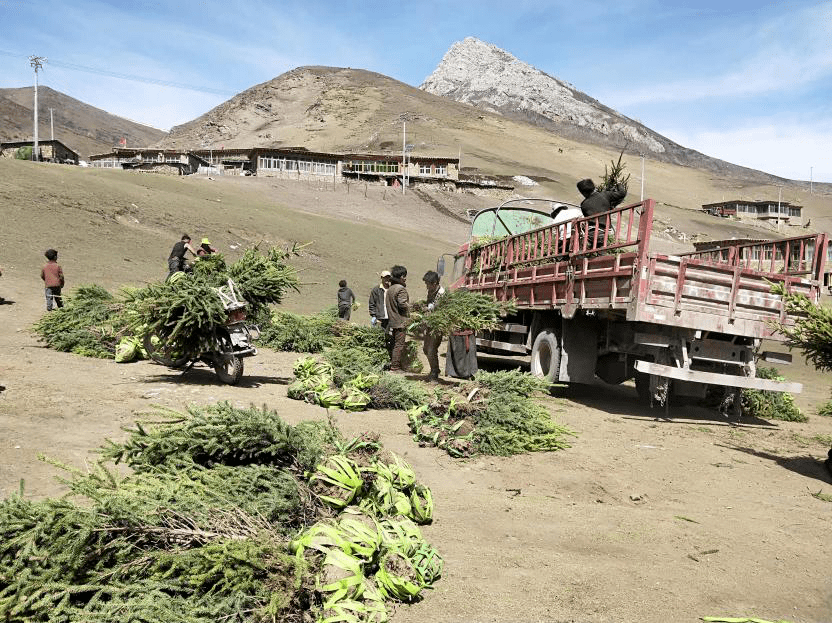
[368, 270, 392, 329]
[167, 234, 198, 279]
[197, 238, 218, 256]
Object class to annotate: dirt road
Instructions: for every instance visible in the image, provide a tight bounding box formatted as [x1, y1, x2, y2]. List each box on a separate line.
[2, 266, 831, 623]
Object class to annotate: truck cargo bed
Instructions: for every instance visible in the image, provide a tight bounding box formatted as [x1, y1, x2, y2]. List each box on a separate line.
[461, 200, 827, 340]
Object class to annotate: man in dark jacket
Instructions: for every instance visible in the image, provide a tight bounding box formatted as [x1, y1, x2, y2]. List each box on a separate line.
[168, 234, 197, 279]
[577, 178, 627, 217]
[368, 270, 391, 328]
[385, 265, 410, 372]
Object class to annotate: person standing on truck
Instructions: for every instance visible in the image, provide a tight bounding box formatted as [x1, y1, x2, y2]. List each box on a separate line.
[385, 265, 410, 372]
[577, 178, 628, 217]
[368, 270, 391, 328]
[421, 270, 446, 382]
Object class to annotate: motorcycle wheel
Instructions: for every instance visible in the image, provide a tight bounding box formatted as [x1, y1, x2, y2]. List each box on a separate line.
[212, 329, 244, 384]
[143, 330, 189, 368]
[214, 353, 244, 384]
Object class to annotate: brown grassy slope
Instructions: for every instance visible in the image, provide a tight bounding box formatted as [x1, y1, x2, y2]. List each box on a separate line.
[158, 67, 832, 238]
[0, 158, 479, 312]
[0, 86, 167, 159]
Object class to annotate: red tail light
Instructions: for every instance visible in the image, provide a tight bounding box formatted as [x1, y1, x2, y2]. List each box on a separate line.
[227, 308, 247, 324]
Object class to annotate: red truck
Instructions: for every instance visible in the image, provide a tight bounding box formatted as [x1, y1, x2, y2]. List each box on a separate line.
[441, 198, 828, 414]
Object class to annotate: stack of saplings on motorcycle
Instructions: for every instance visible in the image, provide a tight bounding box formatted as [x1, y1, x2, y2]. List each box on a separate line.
[126, 246, 300, 383]
[32, 244, 296, 383]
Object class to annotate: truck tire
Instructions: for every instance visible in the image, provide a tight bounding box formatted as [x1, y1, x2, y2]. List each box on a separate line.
[530, 329, 560, 383]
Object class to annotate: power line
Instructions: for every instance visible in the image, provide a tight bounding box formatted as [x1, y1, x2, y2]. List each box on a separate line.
[0, 50, 234, 96]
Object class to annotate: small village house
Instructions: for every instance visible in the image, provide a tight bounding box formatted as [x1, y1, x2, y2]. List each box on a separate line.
[0, 139, 79, 163]
[701, 199, 802, 226]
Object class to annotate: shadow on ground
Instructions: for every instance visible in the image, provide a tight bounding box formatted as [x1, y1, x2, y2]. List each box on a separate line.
[141, 367, 291, 388]
[477, 353, 777, 428]
[718, 443, 832, 485]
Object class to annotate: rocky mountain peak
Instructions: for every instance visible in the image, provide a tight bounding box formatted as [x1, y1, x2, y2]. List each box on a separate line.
[420, 37, 666, 155]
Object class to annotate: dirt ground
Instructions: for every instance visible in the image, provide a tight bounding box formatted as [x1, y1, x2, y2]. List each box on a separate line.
[2, 267, 832, 623]
[1, 160, 832, 622]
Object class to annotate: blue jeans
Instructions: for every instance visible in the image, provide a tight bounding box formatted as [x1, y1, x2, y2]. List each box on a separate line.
[45, 286, 63, 311]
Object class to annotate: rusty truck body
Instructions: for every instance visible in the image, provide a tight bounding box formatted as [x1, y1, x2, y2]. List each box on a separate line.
[442, 198, 828, 410]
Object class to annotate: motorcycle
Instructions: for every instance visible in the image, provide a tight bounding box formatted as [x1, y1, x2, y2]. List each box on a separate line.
[143, 279, 260, 385]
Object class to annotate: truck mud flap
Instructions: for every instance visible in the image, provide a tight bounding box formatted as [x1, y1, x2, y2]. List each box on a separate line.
[634, 360, 802, 393]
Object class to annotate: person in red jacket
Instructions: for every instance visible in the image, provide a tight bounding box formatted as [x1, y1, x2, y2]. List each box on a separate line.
[40, 249, 65, 311]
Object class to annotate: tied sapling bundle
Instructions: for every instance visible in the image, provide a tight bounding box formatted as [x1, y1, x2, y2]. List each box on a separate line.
[1, 402, 444, 623]
[32, 284, 131, 358]
[599, 148, 630, 194]
[413, 289, 515, 336]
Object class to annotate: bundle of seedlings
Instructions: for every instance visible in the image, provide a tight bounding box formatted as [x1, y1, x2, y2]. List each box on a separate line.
[412, 289, 515, 336]
[741, 367, 806, 422]
[409, 370, 575, 458]
[294, 449, 441, 617]
[258, 307, 342, 353]
[598, 149, 630, 193]
[771, 283, 832, 373]
[287, 352, 430, 412]
[32, 284, 131, 358]
[0, 402, 443, 623]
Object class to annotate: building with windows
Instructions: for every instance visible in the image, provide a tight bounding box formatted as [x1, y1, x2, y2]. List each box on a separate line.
[0, 139, 78, 163]
[701, 199, 802, 225]
[89, 149, 208, 175]
[253, 148, 340, 179]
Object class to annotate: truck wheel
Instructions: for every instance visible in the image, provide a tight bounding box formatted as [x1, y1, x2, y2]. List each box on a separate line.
[530, 329, 560, 383]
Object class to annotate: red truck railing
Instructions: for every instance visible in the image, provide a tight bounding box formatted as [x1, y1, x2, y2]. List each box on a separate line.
[680, 234, 828, 280]
[470, 200, 652, 274]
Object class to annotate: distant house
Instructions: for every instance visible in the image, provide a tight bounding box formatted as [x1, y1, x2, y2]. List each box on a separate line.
[0, 139, 78, 163]
[89, 148, 208, 175]
[702, 199, 802, 226]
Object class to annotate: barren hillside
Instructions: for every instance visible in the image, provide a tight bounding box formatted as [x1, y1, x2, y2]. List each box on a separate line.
[0, 86, 167, 159]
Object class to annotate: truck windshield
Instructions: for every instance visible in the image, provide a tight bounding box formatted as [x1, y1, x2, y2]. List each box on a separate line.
[471, 207, 555, 239]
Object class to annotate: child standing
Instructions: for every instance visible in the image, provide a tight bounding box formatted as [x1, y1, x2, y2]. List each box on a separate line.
[40, 249, 65, 311]
[337, 279, 355, 320]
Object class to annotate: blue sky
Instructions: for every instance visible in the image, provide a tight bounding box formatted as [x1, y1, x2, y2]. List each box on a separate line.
[1, 0, 829, 182]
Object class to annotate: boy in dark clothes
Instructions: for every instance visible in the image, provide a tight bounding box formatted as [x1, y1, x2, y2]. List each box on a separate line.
[40, 249, 65, 311]
[337, 279, 355, 320]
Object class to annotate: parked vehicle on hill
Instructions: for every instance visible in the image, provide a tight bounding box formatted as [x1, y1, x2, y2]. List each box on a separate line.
[143, 279, 260, 384]
[439, 198, 829, 415]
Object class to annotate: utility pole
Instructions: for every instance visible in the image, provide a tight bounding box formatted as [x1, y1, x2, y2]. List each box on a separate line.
[29, 55, 46, 162]
[640, 153, 645, 201]
[810, 167, 813, 195]
[402, 121, 406, 196]
[49, 108, 54, 141]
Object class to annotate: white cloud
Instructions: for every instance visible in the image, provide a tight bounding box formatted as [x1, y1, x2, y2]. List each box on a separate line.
[603, 3, 832, 106]
[661, 122, 831, 183]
